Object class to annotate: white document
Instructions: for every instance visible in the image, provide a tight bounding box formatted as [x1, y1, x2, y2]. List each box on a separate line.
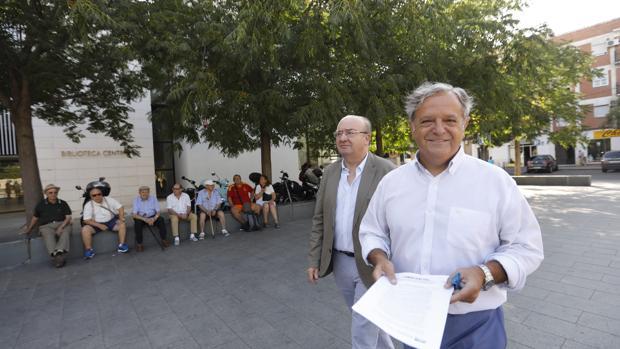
[352, 273, 453, 349]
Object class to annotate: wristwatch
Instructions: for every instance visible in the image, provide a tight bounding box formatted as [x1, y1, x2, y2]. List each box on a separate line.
[478, 264, 495, 291]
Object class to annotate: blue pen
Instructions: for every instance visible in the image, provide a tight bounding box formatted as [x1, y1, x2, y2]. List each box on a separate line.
[451, 272, 462, 290]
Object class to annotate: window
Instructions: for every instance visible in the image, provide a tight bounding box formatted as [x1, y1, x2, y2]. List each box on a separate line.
[592, 69, 609, 88]
[594, 104, 610, 118]
[591, 42, 607, 56]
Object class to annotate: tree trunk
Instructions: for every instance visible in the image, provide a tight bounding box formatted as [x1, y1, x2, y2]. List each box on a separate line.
[514, 138, 522, 176]
[10, 78, 43, 225]
[375, 123, 383, 156]
[259, 124, 272, 180]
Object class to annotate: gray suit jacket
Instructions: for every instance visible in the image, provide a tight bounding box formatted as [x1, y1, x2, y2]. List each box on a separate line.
[308, 152, 396, 288]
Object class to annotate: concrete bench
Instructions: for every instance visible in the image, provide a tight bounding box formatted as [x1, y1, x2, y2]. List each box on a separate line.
[0, 201, 315, 269]
[512, 175, 591, 186]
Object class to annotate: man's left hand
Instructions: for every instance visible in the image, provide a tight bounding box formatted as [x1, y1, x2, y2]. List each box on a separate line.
[147, 218, 155, 226]
[444, 266, 485, 304]
[55, 226, 64, 236]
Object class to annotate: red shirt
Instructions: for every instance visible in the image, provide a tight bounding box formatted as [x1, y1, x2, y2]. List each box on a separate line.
[227, 183, 253, 205]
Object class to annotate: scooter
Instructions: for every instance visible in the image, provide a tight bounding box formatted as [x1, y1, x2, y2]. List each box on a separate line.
[211, 172, 230, 211]
[181, 176, 204, 216]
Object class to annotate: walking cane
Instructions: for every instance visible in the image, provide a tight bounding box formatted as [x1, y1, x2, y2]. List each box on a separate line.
[208, 212, 215, 239]
[145, 224, 165, 251]
[18, 224, 31, 264]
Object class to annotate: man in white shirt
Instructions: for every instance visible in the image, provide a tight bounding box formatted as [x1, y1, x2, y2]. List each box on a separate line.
[81, 187, 127, 259]
[308, 115, 396, 349]
[360, 82, 544, 349]
[166, 183, 198, 245]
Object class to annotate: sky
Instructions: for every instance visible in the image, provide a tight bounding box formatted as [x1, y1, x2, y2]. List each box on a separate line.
[516, 0, 620, 35]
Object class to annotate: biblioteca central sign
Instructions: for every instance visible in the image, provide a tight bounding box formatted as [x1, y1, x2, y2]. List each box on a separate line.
[60, 150, 126, 157]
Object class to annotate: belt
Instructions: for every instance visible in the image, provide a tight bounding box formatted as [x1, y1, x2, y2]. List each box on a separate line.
[334, 249, 355, 257]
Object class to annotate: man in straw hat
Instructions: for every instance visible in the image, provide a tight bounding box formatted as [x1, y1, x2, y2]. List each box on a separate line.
[23, 184, 73, 268]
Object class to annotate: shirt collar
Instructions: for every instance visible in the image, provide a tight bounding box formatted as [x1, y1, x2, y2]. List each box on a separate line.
[341, 152, 369, 174]
[413, 146, 465, 176]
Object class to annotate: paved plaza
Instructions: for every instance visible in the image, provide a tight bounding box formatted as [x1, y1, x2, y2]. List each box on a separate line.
[1, 173, 619, 349]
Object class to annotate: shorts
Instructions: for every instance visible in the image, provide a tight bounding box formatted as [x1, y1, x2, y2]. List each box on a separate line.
[92, 217, 119, 233]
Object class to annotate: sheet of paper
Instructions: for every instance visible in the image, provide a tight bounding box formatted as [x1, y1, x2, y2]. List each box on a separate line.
[352, 273, 453, 349]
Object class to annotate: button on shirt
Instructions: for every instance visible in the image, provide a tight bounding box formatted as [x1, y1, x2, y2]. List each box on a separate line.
[166, 192, 191, 214]
[132, 195, 160, 218]
[334, 153, 369, 253]
[196, 189, 221, 210]
[359, 148, 544, 314]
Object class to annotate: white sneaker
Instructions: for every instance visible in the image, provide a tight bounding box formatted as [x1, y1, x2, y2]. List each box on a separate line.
[222, 229, 230, 237]
[199, 232, 205, 240]
[174, 237, 180, 246]
[190, 234, 198, 242]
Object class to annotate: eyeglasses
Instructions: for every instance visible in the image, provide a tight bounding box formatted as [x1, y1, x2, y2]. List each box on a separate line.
[173, 187, 182, 190]
[334, 130, 369, 138]
[46, 191, 58, 194]
[91, 193, 102, 197]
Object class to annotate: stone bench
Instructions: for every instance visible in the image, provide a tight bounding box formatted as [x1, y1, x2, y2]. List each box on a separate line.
[0, 201, 315, 269]
[512, 175, 591, 186]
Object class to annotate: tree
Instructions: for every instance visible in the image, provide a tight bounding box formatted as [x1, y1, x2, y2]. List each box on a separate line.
[141, 0, 347, 180]
[0, 0, 148, 221]
[605, 100, 620, 128]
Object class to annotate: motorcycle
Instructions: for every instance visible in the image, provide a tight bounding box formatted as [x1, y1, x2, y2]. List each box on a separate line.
[181, 176, 204, 215]
[211, 172, 230, 211]
[273, 170, 305, 204]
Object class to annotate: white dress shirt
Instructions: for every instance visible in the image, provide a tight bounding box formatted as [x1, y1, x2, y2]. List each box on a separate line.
[334, 153, 369, 252]
[166, 192, 191, 214]
[359, 148, 544, 314]
[83, 197, 123, 222]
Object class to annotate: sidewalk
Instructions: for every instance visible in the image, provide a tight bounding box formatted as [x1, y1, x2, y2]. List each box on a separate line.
[0, 184, 619, 348]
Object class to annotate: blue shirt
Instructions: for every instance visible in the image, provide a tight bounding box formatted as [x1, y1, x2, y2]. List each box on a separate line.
[132, 195, 160, 217]
[196, 189, 221, 210]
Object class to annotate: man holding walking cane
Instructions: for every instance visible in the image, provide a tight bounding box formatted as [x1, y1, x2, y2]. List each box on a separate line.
[196, 180, 229, 239]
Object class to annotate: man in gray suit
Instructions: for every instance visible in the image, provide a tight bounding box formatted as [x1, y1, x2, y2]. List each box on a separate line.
[307, 115, 396, 349]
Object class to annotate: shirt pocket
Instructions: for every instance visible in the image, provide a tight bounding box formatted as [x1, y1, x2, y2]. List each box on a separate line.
[447, 207, 493, 252]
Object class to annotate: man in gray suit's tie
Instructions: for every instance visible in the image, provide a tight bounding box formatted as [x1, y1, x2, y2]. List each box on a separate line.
[307, 115, 396, 349]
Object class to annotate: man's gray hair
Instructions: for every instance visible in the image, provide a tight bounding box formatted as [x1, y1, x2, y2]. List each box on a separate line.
[340, 114, 372, 133]
[404, 82, 474, 121]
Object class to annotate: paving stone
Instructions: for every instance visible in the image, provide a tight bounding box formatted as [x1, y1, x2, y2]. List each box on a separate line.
[504, 319, 564, 349]
[2, 183, 620, 349]
[523, 312, 620, 348]
[577, 312, 620, 335]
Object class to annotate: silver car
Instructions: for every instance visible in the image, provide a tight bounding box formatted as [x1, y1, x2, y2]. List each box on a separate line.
[601, 151, 620, 173]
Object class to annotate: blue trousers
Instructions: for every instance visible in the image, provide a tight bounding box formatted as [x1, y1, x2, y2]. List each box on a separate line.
[404, 307, 506, 349]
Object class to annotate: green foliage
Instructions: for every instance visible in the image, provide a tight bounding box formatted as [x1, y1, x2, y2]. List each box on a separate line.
[370, 117, 411, 154]
[0, 0, 149, 156]
[605, 100, 620, 128]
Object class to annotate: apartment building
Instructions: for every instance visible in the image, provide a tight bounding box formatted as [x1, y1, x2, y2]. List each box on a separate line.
[553, 18, 620, 164]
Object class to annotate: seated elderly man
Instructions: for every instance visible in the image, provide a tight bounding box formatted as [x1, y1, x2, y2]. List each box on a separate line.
[81, 187, 127, 259]
[23, 184, 72, 268]
[166, 183, 198, 246]
[196, 180, 230, 240]
[132, 186, 169, 251]
[227, 174, 260, 231]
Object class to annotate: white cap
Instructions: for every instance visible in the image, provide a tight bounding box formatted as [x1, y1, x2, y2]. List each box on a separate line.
[204, 180, 215, 186]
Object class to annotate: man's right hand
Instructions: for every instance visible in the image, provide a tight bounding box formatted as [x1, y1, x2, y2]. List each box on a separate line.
[97, 223, 108, 231]
[307, 267, 319, 284]
[368, 249, 397, 285]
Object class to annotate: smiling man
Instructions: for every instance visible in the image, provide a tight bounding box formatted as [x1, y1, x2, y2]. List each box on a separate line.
[359, 82, 544, 349]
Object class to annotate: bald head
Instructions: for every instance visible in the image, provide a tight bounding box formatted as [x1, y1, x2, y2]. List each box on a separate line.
[337, 115, 372, 133]
[335, 114, 372, 164]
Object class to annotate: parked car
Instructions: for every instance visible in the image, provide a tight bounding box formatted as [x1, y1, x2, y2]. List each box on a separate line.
[601, 150, 620, 172]
[527, 155, 558, 173]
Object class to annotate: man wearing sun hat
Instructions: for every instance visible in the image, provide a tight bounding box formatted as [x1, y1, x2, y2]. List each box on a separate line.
[23, 184, 73, 268]
[196, 179, 230, 239]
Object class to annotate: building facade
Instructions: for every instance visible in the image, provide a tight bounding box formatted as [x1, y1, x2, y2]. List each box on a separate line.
[554, 17, 620, 163]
